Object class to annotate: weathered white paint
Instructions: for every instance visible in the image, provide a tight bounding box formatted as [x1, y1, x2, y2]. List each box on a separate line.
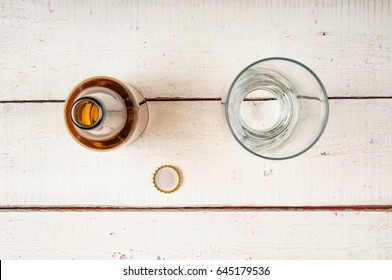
[0, 211, 390, 259]
[0, 0, 391, 100]
[1, 0, 391, 261]
[1, 100, 391, 207]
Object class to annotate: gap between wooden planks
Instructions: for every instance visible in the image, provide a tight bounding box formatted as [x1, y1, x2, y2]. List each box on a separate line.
[0, 206, 391, 212]
[1, 96, 392, 103]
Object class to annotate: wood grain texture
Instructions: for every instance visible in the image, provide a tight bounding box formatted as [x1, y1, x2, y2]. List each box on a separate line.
[1, 99, 391, 207]
[0, 211, 391, 259]
[1, 0, 391, 261]
[0, 0, 391, 100]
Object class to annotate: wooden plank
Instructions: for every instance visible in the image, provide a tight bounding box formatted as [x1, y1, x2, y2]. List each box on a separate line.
[0, 99, 391, 207]
[0, 0, 391, 100]
[0, 211, 391, 259]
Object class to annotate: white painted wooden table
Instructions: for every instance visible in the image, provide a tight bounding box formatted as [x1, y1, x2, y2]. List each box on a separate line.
[0, 0, 391, 259]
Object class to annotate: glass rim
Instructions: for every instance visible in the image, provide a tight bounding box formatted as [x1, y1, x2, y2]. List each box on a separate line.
[225, 57, 329, 160]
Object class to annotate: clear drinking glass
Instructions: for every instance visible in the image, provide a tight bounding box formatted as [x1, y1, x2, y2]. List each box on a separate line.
[64, 76, 148, 151]
[222, 57, 329, 160]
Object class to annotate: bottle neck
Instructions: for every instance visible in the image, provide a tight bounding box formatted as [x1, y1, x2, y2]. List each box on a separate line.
[71, 97, 104, 130]
[69, 86, 128, 141]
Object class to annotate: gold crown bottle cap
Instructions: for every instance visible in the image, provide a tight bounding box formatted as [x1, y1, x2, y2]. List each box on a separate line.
[153, 165, 181, 193]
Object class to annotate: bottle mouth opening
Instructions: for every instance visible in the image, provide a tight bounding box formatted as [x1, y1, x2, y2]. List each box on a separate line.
[70, 97, 104, 130]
